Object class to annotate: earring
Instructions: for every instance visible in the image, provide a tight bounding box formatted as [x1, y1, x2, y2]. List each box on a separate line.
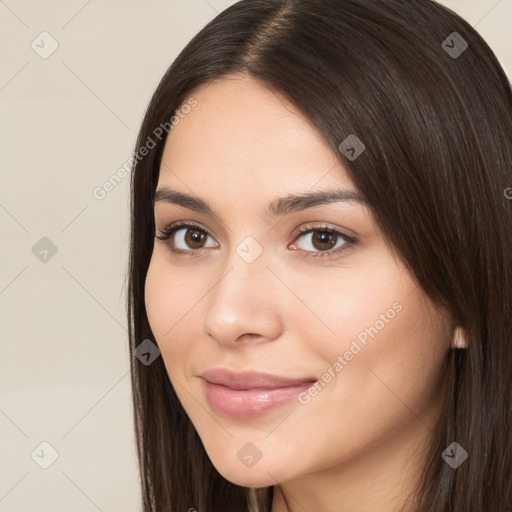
[453, 327, 467, 349]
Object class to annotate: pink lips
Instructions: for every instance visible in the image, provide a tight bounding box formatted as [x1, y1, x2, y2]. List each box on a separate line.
[200, 368, 317, 418]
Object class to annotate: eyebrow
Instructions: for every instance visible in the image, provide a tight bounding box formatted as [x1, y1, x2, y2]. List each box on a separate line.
[154, 186, 364, 217]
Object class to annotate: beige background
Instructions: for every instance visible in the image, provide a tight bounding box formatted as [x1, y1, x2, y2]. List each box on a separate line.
[0, 1, 510, 510]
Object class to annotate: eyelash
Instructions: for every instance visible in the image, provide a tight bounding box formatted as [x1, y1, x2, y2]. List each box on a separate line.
[155, 220, 358, 260]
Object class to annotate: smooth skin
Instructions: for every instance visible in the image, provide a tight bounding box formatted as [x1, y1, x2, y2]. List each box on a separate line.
[144, 75, 454, 512]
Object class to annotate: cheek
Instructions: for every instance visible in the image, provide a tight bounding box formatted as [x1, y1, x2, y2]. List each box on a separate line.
[144, 254, 223, 391]
[144, 258, 169, 339]
[144, 255, 199, 340]
[289, 261, 405, 358]
[309, 286, 449, 433]
[290, 262, 448, 414]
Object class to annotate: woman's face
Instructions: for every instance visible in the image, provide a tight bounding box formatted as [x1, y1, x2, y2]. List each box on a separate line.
[144, 75, 452, 490]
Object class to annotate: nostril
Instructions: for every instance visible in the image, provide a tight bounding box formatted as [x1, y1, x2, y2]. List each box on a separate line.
[236, 333, 262, 343]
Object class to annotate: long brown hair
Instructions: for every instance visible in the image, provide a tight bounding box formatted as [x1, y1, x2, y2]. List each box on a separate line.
[127, 1, 512, 510]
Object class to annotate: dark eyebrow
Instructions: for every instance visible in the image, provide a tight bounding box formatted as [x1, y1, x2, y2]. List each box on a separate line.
[154, 187, 364, 217]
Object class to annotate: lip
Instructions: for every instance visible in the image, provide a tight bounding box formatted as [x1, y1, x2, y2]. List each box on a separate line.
[199, 368, 317, 418]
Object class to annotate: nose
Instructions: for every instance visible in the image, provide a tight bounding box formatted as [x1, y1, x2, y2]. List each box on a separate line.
[202, 246, 284, 347]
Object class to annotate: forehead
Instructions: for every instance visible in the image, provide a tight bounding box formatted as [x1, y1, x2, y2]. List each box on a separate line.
[158, 76, 355, 194]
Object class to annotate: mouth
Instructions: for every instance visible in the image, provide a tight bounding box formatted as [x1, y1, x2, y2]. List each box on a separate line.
[199, 368, 317, 418]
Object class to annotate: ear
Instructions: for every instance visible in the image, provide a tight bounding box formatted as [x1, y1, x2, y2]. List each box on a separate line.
[452, 326, 468, 349]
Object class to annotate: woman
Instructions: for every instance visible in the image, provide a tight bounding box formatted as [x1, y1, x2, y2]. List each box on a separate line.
[127, 0, 512, 510]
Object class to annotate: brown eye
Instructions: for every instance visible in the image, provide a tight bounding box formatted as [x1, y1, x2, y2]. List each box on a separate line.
[184, 228, 207, 249]
[291, 228, 350, 253]
[156, 222, 218, 254]
[289, 225, 357, 260]
[310, 230, 338, 251]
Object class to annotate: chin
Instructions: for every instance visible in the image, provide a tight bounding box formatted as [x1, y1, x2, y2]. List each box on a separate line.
[220, 467, 280, 488]
[204, 449, 284, 487]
